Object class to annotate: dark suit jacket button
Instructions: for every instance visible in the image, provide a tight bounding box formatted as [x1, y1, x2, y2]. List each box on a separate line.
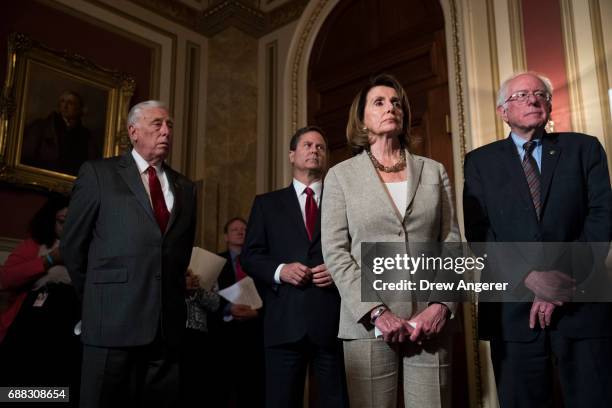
[155, 274, 161, 280]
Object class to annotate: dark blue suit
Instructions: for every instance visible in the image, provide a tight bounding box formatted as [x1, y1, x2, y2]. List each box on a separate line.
[463, 132, 612, 407]
[214, 250, 265, 408]
[241, 185, 346, 408]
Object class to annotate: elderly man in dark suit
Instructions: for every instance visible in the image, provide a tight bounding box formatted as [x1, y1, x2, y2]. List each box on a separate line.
[241, 126, 347, 408]
[463, 72, 612, 407]
[61, 100, 197, 408]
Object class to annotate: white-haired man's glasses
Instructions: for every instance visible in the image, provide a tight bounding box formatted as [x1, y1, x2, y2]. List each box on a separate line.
[505, 90, 552, 105]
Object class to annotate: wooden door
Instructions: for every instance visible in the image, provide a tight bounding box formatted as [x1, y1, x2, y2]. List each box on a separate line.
[307, 0, 454, 184]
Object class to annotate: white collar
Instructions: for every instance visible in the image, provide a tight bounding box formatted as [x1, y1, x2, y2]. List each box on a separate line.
[131, 149, 163, 174]
[292, 178, 322, 197]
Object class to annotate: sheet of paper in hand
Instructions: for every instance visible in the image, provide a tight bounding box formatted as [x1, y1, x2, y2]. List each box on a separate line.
[188, 247, 227, 290]
[218, 277, 263, 309]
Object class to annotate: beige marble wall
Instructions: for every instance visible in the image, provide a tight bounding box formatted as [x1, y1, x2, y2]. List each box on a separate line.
[203, 27, 258, 251]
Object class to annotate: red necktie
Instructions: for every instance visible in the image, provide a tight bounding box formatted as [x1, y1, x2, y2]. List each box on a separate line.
[304, 187, 317, 241]
[147, 166, 170, 233]
[235, 255, 247, 281]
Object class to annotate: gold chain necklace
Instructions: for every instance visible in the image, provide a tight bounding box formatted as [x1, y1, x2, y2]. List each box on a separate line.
[366, 148, 406, 173]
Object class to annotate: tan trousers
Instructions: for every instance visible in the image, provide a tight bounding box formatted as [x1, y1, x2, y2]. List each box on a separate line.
[343, 337, 451, 408]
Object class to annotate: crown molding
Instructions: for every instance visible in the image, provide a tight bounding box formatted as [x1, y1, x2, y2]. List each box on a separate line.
[126, 0, 307, 37]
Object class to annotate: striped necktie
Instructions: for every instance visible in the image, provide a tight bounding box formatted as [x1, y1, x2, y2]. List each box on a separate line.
[521, 140, 541, 219]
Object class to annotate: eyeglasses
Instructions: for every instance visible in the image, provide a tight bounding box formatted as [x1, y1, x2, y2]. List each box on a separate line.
[505, 90, 551, 104]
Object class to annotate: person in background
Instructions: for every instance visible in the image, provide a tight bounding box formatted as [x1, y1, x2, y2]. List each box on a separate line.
[22, 90, 99, 176]
[0, 195, 81, 403]
[180, 267, 220, 407]
[215, 217, 265, 408]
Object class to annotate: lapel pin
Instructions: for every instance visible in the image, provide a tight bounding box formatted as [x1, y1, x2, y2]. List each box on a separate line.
[549, 150, 556, 155]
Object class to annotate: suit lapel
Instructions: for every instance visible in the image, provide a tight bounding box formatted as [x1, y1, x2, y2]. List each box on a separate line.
[164, 165, 182, 235]
[405, 151, 424, 214]
[311, 187, 322, 244]
[539, 133, 561, 214]
[499, 136, 539, 221]
[117, 153, 157, 226]
[281, 185, 311, 242]
[354, 151, 405, 225]
[219, 252, 236, 288]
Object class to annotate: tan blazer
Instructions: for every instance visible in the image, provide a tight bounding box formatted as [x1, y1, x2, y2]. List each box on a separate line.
[321, 150, 460, 340]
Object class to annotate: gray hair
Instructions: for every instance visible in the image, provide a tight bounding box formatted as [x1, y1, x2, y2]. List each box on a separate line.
[496, 71, 553, 107]
[127, 100, 169, 128]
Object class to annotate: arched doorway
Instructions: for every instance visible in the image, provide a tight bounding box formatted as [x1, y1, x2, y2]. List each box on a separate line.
[307, 0, 454, 185]
[305, 1, 467, 406]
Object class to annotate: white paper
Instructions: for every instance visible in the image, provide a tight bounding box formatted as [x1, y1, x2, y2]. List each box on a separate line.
[218, 277, 262, 309]
[188, 247, 227, 290]
[374, 321, 417, 338]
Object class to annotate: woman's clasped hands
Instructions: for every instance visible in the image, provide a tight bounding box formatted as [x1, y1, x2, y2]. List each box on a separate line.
[374, 303, 449, 345]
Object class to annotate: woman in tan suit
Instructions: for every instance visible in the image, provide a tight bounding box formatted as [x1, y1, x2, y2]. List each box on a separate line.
[321, 74, 460, 408]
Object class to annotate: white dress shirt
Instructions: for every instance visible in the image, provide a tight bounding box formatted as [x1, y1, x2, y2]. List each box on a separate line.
[131, 149, 174, 212]
[273, 179, 322, 284]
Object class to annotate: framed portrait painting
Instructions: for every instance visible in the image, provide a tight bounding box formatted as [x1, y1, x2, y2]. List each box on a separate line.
[0, 33, 135, 192]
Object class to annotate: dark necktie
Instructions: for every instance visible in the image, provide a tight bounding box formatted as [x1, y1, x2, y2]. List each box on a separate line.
[235, 255, 247, 281]
[521, 141, 541, 219]
[304, 187, 317, 240]
[147, 166, 170, 232]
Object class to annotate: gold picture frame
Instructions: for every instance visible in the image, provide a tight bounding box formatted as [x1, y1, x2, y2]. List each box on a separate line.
[0, 32, 135, 193]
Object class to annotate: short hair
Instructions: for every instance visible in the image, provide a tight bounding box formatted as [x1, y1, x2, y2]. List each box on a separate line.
[223, 217, 247, 233]
[127, 100, 169, 128]
[30, 194, 70, 248]
[497, 71, 553, 107]
[289, 125, 328, 151]
[346, 73, 412, 155]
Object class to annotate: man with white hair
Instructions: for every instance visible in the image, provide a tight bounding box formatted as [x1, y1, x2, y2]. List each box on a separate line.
[463, 72, 612, 407]
[62, 100, 197, 407]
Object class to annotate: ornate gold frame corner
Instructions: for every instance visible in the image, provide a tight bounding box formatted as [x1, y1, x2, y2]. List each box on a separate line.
[0, 32, 135, 193]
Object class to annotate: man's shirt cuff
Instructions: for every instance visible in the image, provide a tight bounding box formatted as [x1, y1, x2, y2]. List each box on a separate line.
[274, 264, 284, 284]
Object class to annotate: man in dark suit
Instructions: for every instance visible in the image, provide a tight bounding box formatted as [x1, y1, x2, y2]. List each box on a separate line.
[463, 72, 612, 407]
[241, 126, 347, 408]
[22, 90, 100, 176]
[215, 216, 265, 408]
[61, 100, 197, 408]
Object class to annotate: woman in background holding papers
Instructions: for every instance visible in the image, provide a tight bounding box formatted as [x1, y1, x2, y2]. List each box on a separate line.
[321, 74, 460, 408]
